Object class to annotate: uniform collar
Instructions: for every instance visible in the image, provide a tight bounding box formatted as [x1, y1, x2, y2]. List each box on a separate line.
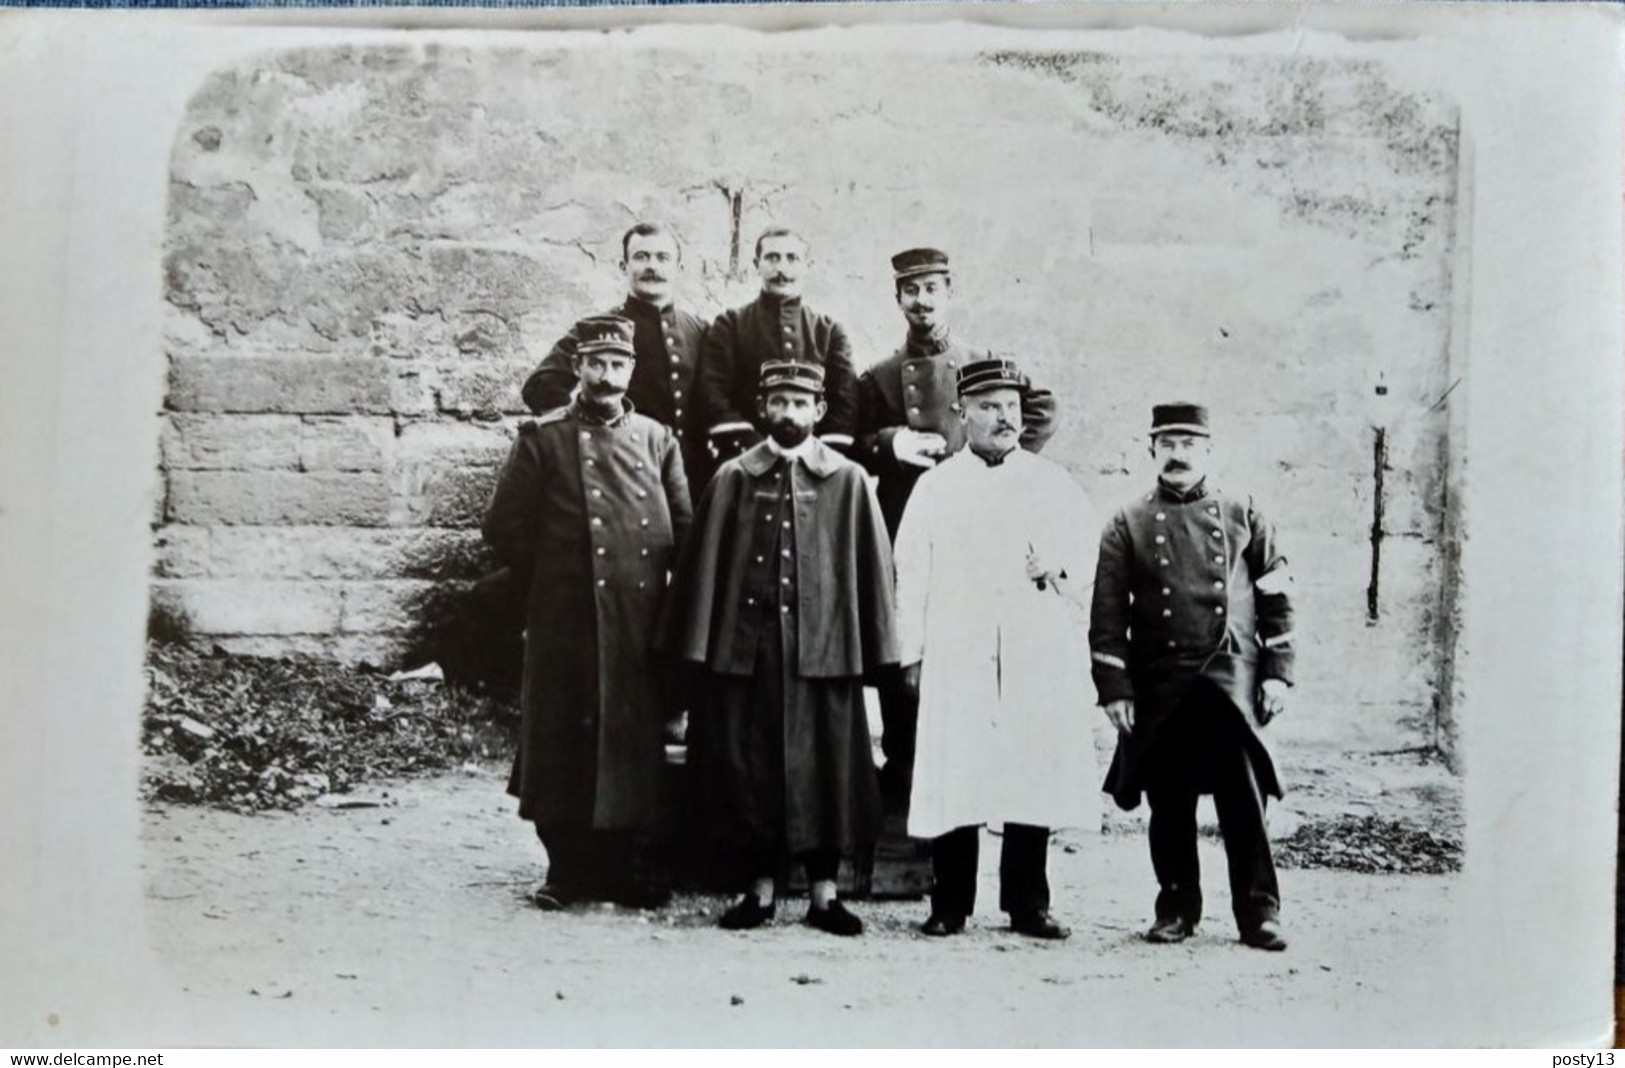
[968, 442, 1017, 468]
[904, 327, 953, 358]
[621, 295, 674, 321]
[1156, 477, 1211, 503]
[740, 437, 840, 479]
[570, 395, 636, 428]
[757, 292, 803, 314]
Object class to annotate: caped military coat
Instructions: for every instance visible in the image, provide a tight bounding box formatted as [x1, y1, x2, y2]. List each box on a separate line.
[520, 297, 710, 488]
[1088, 480, 1296, 810]
[688, 294, 859, 459]
[656, 439, 897, 860]
[482, 400, 693, 829]
[855, 332, 1060, 537]
[655, 439, 897, 681]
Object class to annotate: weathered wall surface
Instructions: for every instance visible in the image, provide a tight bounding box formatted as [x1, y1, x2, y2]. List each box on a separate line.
[153, 39, 1461, 760]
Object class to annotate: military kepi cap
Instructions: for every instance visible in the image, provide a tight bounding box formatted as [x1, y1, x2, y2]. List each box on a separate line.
[956, 357, 1028, 397]
[892, 247, 951, 282]
[575, 315, 637, 357]
[759, 360, 825, 395]
[1150, 402, 1211, 437]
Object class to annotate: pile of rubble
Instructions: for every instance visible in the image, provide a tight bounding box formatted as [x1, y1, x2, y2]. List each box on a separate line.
[1274, 814, 1462, 875]
[141, 642, 516, 813]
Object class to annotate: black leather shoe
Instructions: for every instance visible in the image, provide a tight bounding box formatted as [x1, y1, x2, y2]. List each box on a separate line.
[1145, 916, 1197, 943]
[532, 884, 580, 911]
[719, 895, 776, 930]
[806, 900, 864, 937]
[1240, 919, 1288, 952]
[1009, 910, 1072, 941]
[920, 913, 967, 937]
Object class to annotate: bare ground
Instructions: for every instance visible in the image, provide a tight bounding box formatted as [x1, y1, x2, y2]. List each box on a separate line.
[141, 765, 1465, 1048]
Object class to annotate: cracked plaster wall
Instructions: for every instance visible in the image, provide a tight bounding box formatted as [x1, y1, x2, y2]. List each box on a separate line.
[153, 40, 1463, 762]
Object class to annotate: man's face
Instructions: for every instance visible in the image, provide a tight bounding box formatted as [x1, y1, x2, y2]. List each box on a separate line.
[576, 351, 634, 403]
[961, 387, 1023, 456]
[622, 232, 680, 306]
[755, 235, 809, 300]
[1151, 432, 1212, 489]
[896, 272, 951, 333]
[758, 388, 825, 448]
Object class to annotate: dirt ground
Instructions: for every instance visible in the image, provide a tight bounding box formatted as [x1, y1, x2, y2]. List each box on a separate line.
[140, 764, 1465, 1048]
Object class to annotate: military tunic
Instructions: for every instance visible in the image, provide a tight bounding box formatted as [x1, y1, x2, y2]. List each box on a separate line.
[1088, 479, 1295, 810]
[855, 332, 1060, 537]
[689, 294, 859, 460]
[521, 297, 710, 489]
[482, 399, 694, 830]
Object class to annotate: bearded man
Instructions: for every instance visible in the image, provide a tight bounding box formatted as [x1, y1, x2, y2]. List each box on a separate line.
[658, 360, 896, 936]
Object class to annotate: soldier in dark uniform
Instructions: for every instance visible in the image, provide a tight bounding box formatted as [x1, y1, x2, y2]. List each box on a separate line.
[484, 314, 693, 911]
[657, 361, 897, 937]
[521, 222, 711, 491]
[853, 247, 1060, 810]
[689, 228, 858, 465]
[1089, 403, 1296, 952]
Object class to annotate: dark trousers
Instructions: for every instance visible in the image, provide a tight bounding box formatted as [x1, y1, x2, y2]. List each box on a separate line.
[536, 823, 662, 898]
[930, 823, 1051, 919]
[876, 670, 919, 815]
[1143, 684, 1280, 931]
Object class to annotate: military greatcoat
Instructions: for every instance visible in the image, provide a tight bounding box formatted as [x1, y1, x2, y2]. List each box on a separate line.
[482, 400, 693, 830]
[1089, 479, 1296, 810]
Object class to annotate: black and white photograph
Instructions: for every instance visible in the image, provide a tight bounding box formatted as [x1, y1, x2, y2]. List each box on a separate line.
[0, 4, 1619, 1049]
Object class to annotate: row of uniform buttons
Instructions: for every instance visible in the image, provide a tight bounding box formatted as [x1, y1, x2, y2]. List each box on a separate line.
[666, 321, 687, 432]
[583, 426, 659, 592]
[1152, 503, 1230, 645]
[745, 472, 796, 615]
[902, 359, 955, 419]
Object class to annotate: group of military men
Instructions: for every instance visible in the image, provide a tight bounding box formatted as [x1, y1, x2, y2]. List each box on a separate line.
[481, 222, 1297, 951]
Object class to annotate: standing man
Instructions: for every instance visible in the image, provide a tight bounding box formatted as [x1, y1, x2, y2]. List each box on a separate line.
[1089, 403, 1296, 952]
[484, 314, 693, 911]
[689, 227, 858, 466]
[894, 357, 1099, 941]
[855, 247, 1060, 809]
[657, 361, 896, 937]
[522, 222, 711, 490]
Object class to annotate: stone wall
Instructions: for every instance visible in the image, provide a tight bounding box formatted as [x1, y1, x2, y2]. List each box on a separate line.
[152, 37, 1462, 758]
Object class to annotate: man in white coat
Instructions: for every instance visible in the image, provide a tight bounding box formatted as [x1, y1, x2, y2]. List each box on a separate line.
[894, 357, 1102, 940]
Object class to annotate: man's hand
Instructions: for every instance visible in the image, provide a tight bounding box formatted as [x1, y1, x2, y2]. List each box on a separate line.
[1025, 543, 1060, 591]
[901, 661, 922, 700]
[1103, 698, 1135, 735]
[893, 428, 949, 469]
[1258, 678, 1289, 726]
